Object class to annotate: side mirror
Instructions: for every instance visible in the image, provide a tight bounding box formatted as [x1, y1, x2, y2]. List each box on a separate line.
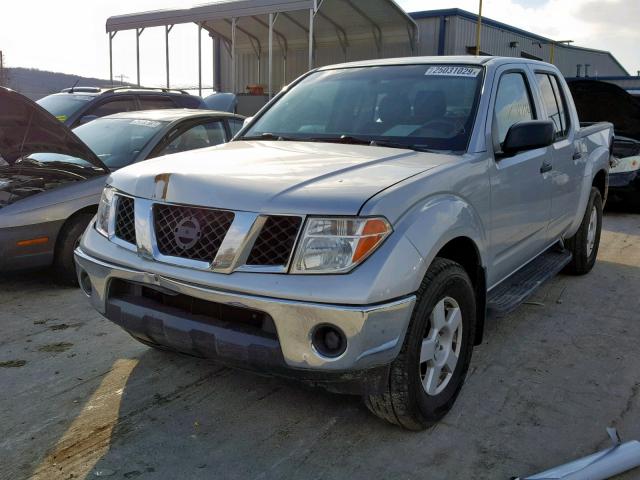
[79, 114, 98, 125]
[243, 116, 253, 127]
[500, 120, 555, 157]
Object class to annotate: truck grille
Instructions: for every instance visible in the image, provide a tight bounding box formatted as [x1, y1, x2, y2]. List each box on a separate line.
[247, 216, 302, 266]
[153, 204, 234, 262]
[114, 195, 136, 245]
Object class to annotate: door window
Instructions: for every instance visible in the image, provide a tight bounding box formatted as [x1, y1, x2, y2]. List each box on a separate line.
[228, 118, 244, 137]
[493, 72, 535, 146]
[88, 97, 137, 118]
[536, 73, 569, 138]
[157, 121, 226, 156]
[138, 96, 177, 110]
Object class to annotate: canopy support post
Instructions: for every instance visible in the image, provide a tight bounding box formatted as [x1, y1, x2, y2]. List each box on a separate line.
[165, 25, 173, 88]
[308, 2, 316, 70]
[136, 28, 144, 86]
[268, 12, 274, 99]
[212, 36, 216, 92]
[198, 24, 202, 97]
[231, 17, 237, 93]
[109, 31, 117, 86]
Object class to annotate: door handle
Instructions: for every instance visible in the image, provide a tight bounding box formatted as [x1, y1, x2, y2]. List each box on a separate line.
[573, 152, 583, 160]
[540, 161, 552, 174]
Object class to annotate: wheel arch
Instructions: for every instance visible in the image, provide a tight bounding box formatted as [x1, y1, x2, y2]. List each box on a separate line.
[399, 194, 489, 346]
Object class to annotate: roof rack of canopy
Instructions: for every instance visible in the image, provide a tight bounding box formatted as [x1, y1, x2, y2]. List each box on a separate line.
[105, 0, 418, 97]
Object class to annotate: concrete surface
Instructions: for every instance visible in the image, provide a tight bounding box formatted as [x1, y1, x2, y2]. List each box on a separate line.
[1, 212, 639, 480]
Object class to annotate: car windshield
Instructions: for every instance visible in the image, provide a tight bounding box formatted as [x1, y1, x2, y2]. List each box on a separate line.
[241, 64, 484, 152]
[36, 93, 95, 122]
[27, 117, 168, 169]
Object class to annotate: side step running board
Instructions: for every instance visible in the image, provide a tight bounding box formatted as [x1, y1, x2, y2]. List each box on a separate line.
[487, 248, 572, 317]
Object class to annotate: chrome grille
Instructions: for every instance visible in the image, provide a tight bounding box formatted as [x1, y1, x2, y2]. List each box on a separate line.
[247, 216, 302, 266]
[114, 196, 136, 245]
[153, 204, 234, 262]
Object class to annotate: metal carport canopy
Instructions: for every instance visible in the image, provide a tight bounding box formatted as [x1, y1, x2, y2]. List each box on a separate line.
[105, 0, 417, 95]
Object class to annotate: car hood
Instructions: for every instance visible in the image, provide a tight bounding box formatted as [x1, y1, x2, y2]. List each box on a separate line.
[109, 140, 457, 215]
[0, 87, 106, 169]
[568, 79, 640, 141]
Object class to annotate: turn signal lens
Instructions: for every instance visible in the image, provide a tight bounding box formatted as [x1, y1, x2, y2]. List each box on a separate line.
[291, 217, 392, 274]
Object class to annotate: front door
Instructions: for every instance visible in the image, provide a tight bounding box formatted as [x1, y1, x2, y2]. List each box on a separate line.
[487, 68, 553, 287]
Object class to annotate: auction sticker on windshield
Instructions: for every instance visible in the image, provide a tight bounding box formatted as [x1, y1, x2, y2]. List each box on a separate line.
[425, 66, 481, 77]
[130, 120, 161, 128]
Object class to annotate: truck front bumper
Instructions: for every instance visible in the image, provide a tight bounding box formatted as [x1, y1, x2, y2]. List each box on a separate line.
[75, 247, 416, 375]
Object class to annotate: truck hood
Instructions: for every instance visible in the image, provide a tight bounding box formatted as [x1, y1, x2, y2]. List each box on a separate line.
[110, 140, 457, 214]
[0, 87, 106, 169]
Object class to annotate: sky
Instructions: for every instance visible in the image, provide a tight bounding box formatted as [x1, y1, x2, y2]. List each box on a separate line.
[0, 0, 637, 90]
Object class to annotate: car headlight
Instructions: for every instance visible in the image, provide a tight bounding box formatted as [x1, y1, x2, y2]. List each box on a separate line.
[610, 156, 640, 174]
[291, 217, 392, 274]
[95, 185, 116, 238]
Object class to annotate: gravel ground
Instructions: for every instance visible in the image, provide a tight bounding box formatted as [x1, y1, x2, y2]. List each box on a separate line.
[1, 212, 639, 480]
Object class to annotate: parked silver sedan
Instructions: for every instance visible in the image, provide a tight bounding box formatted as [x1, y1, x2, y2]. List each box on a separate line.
[0, 87, 244, 282]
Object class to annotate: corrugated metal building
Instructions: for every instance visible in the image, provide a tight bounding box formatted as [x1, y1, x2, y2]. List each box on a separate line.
[223, 7, 628, 92]
[105, 2, 629, 94]
[411, 9, 628, 78]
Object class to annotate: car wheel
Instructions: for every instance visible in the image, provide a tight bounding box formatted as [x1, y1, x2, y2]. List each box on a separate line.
[364, 257, 476, 430]
[564, 187, 603, 275]
[53, 213, 94, 286]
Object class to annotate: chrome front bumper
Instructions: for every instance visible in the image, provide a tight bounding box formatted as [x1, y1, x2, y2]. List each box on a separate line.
[75, 247, 416, 371]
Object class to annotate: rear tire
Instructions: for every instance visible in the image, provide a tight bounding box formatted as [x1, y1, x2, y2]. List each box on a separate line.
[53, 213, 93, 286]
[364, 258, 476, 430]
[564, 187, 602, 275]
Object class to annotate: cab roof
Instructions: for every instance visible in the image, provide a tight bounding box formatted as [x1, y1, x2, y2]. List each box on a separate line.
[318, 55, 556, 71]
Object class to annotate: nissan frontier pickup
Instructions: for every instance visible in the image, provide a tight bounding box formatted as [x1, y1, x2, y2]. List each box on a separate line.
[76, 57, 613, 430]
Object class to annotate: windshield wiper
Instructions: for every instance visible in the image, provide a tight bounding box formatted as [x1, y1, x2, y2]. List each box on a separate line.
[309, 135, 437, 152]
[241, 132, 297, 141]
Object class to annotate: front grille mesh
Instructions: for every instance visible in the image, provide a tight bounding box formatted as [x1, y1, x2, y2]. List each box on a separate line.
[154, 204, 234, 262]
[247, 216, 302, 266]
[114, 196, 136, 245]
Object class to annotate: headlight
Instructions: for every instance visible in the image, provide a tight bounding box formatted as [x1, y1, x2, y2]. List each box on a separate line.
[610, 156, 640, 174]
[95, 185, 115, 238]
[291, 217, 392, 274]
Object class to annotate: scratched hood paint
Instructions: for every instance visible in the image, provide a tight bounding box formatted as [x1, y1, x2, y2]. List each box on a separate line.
[109, 140, 457, 215]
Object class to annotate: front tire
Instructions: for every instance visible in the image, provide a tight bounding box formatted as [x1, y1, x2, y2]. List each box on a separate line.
[364, 258, 476, 430]
[53, 213, 93, 286]
[565, 187, 603, 275]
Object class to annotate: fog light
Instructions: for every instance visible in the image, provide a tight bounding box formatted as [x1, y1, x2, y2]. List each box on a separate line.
[79, 270, 92, 297]
[312, 325, 347, 358]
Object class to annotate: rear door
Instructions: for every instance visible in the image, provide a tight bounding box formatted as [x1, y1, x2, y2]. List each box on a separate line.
[486, 66, 553, 286]
[533, 70, 583, 240]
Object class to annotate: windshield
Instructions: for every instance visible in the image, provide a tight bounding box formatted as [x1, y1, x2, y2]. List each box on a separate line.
[241, 64, 484, 152]
[36, 93, 95, 122]
[28, 118, 167, 169]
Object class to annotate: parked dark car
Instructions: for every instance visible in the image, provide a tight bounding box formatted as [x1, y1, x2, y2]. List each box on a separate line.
[568, 79, 640, 209]
[0, 87, 243, 282]
[36, 86, 206, 128]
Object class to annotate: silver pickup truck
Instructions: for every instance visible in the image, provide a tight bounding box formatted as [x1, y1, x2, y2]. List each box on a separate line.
[76, 56, 613, 430]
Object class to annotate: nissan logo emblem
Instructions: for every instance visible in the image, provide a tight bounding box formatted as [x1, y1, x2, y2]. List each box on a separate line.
[174, 216, 201, 250]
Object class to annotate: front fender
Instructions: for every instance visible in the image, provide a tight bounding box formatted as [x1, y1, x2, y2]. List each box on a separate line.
[398, 193, 487, 292]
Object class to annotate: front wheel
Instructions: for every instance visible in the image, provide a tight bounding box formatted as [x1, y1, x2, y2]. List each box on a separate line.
[53, 213, 94, 286]
[364, 258, 476, 430]
[564, 187, 603, 275]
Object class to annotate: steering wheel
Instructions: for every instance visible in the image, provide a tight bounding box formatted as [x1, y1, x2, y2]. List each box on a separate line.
[410, 118, 461, 137]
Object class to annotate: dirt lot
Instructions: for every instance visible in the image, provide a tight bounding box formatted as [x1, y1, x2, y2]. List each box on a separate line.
[1, 212, 639, 480]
